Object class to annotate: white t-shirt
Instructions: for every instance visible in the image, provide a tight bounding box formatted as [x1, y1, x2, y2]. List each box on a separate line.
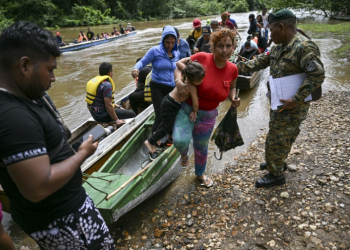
[262, 13, 269, 29]
[260, 27, 266, 37]
[241, 40, 259, 52]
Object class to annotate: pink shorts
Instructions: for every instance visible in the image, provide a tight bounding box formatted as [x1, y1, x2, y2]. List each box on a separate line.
[0, 202, 3, 222]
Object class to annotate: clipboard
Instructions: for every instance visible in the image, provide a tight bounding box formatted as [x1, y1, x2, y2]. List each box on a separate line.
[269, 74, 322, 110]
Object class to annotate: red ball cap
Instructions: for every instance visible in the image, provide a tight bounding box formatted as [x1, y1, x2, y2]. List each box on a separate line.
[226, 12, 230, 16]
[193, 18, 201, 28]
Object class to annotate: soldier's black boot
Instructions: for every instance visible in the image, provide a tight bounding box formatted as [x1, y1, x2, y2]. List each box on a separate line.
[255, 173, 286, 188]
[260, 162, 288, 171]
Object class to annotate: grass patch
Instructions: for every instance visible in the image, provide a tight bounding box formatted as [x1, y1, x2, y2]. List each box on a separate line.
[298, 23, 350, 60]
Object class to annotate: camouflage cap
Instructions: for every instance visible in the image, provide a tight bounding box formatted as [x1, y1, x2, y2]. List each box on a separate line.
[268, 9, 296, 23]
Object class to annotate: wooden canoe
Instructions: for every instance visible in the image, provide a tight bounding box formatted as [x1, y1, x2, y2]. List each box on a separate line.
[69, 93, 154, 174]
[0, 91, 154, 213]
[233, 43, 261, 90]
[236, 71, 261, 90]
[60, 31, 137, 53]
[83, 113, 192, 224]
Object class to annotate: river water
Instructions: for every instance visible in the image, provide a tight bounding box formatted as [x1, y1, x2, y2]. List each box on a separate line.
[2, 12, 350, 249]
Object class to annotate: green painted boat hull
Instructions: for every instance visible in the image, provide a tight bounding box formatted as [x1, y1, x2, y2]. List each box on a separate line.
[83, 113, 184, 224]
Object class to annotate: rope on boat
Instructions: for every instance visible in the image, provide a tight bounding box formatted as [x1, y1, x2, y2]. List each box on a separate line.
[83, 180, 108, 206]
[82, 173, 112, 182]
[83, 144, 172, 202]
[140, 159, 149, 169]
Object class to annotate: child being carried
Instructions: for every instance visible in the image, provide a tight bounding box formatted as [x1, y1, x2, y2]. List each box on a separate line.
[145, 61, 205, 160]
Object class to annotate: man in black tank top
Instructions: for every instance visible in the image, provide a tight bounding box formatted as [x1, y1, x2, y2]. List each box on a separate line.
[0, 21, 115, 249]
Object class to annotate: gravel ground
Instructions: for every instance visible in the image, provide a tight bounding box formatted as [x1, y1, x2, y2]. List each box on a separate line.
[114, 91, 350, 250]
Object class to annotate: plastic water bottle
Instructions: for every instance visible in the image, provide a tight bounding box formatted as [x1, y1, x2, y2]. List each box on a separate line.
[105, 126, 115, 136]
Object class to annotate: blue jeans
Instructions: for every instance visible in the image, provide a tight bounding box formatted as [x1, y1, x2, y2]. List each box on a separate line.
[265, 28, 269, 41]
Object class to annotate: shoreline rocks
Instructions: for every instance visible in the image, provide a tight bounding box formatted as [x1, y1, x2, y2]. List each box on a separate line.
[113, 91, 350, 250]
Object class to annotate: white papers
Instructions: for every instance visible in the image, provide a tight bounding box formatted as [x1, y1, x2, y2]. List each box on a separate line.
[269, 73, 312, 110]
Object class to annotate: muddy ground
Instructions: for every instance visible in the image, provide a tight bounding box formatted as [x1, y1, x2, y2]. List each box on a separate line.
[113, 90, 350, 250]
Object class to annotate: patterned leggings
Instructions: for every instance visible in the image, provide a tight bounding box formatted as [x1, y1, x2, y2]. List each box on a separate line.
[29, 195, 115, 250]
[173, 102, 217, 176]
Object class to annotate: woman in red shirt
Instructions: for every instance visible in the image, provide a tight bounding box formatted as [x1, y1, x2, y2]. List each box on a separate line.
[173, 28, 240, 187]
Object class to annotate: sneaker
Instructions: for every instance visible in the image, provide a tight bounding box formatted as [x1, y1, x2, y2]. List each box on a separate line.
[260, 162, 288, 171]
[149, 152, 158, 161]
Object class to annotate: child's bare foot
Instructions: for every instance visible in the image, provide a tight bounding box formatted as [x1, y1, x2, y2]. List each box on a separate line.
[145, 140, 158, 160]
[144, 140, 156, 153]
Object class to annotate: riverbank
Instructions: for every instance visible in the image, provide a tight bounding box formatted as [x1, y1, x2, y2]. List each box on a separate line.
[113, 90, 350, 249]
[298, 23, 350, 60]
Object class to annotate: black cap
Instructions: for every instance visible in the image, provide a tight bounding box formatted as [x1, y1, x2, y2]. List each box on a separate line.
[268, 9, 296, 23]
[202, 26, 211, 35]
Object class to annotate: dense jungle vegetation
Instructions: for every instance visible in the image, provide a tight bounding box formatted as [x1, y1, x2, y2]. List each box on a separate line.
[0, 0, 348, 31]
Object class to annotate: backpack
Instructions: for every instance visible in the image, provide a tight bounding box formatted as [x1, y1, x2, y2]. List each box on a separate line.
[186, 28, 201, 51]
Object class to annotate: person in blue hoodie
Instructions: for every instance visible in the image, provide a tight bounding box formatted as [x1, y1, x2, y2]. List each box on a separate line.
[174, 27, 191, 59]
[131, 25, 180, 134]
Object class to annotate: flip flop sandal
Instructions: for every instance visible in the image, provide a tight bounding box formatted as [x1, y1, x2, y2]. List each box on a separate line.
[180, 156, 189, 167]
[200, 176, 213, 188]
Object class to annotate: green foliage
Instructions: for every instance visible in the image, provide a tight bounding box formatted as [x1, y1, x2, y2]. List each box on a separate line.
[226, 0, 249, 13]
[0, 0, 266, 29]
[67, 4, 115, 26]
[167, 0, 224, 19]
[270, 0, 348, 16]
[1, 0, 59, 27]
[298, 23, 350, 60]
[298, 23, 350, 37]
[0, 9, 13, 32]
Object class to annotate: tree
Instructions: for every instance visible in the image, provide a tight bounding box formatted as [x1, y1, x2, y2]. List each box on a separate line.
[270, 0, 349, 17]
[0, 7, 13, 32]
[0, 0, 58, 27]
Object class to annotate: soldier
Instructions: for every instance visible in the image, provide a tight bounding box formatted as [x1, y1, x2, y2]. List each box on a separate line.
[237, 9, 325, 188]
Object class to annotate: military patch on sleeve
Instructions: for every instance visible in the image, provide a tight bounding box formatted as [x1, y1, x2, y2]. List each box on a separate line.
[306, 61, 316, 72]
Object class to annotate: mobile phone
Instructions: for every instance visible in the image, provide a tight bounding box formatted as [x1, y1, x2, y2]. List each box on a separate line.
[82, 125, 107, 143]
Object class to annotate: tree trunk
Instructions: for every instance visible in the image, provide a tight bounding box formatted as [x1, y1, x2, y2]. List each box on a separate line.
[321, 8, 328, 17]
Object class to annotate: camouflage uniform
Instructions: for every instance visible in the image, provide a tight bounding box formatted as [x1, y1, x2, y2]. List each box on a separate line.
[237, 32, 325, 176]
